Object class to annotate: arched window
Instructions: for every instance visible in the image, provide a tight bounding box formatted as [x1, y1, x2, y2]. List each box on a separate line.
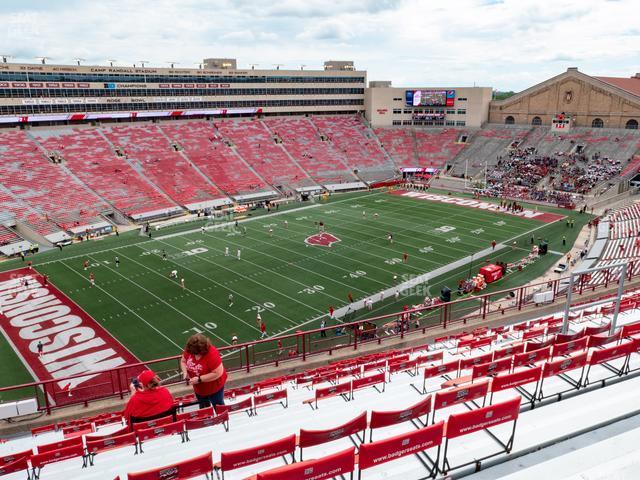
[531, 116, 542, 126]
[626, 119, 638, 130]
[592, 118, 604, 128]
[505, 116, 515, 125]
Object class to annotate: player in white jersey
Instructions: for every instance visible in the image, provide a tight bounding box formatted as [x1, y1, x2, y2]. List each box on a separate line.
[225, 246, 229, 257]
[237, 249, 241, 260]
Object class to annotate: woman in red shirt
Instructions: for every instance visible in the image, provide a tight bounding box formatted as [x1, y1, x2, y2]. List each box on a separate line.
[180, 334, 228, 408]
[123, 370, 174, 425]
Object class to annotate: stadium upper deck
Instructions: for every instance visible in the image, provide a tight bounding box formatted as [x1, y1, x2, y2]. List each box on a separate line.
[0, 59, 366, 124]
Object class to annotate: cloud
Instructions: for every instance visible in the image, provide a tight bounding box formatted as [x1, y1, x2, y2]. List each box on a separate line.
[0, 0, 637, 91]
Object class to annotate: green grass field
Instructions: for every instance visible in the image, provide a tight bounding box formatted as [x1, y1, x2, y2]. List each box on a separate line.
[0, 190, 591, 390]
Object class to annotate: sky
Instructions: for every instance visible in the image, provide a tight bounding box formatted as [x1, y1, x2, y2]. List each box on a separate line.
[0, 0, 638, 91]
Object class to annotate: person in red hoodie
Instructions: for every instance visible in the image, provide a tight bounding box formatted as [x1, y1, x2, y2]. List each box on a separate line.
[181, 334, 228, 408]
[123, 370, 174, 425]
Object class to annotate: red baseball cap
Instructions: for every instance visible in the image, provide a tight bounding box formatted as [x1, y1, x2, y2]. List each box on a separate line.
[137, 370, 156, 387]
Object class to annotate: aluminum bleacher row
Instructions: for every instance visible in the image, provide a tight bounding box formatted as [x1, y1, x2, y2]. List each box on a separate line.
[2, 292, 640, 480]
[586, 203, 640, 285]
[0, 225, 23, 247]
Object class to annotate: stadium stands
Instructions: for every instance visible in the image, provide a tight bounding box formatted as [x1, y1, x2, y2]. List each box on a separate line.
[0, 224, 23, 246]
[33, 128, 178, 219]
[311, 116, 395, 180]
[375, 128, 416, 167]
[449, 125, 530, 177]
[2, 117, 638, 236]
[264, 117, 356, 184]
[585, 203, 640, 285]
[159, 121, 269, 196]
[102, 124, 225, 208]
[414, 129, 468, 169]
[0, 130, 106, 235]
[215, 119, 315, 189]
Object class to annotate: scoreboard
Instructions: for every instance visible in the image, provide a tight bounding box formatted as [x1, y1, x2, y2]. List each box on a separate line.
[406, 89, 455, 107]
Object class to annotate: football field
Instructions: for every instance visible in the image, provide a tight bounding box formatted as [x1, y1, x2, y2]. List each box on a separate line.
[0, 189, 588, 394]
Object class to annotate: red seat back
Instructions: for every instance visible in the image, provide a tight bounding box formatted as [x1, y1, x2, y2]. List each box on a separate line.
[215, 397, 252, 414]
[359, 422, 444, 470]
[299, 412, 367, 448]
[0, 455, 30, 476]
[588, 341, 634, 365]
[542, 352, 588, 378]
[136, 420, 184, 443]
[433, 380, 489, 413]
[423, 359, 459, 379]
[132, 415, 173, 434]
[185, 411, 229, 431]
[220, 434, 296, 472]
[37, 435, 82, 454]
[513, 345, 552, 368]
[491, 366, 542, 393]
[86, 432, 137, 455]
[175, 406, 214, 422]
[255, 447, 355, 480]
[31, 443, 84, 469]
[352, 372, 385, 391]
[370, 395, 432, 430]
[445, 397, 521, 439]
[126, 451, 213, 480]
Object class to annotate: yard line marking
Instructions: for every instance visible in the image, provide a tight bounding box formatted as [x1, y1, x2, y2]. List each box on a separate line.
[59, 261, 184, 351]
[200, 230, 388, 291]
[112, 250, 261, 335]
[134, 241, 327, 325]
[151, 237, 333, 311]
[362, 192, 529, 234]
[346, 218, 563, 319]
[323, 202, 518, 257]
[87, 254, 232, 345]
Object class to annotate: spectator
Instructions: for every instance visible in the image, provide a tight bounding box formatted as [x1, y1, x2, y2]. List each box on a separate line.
[123, 370, 174, 427]
[180, 334, 228, 408]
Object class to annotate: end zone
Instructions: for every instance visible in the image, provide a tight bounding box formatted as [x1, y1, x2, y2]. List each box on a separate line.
[389, 190, 566, 223]
[0, 268, 140, 406]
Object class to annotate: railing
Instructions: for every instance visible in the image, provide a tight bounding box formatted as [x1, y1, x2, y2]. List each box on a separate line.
[0, 263, 638, 415]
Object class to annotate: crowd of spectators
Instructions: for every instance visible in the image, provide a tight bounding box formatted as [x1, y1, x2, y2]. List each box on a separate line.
[478, 146, 621, 204]
[550, 152, 622, 194]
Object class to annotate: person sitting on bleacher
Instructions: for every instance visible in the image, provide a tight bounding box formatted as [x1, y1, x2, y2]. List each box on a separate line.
[123, 370, 175, 427]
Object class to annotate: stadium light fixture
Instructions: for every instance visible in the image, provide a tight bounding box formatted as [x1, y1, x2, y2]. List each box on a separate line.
[166, 61, 179, 68]
[273, 63, 284, 70]
[300, 64, 307, 70]
[74, 57, 86, 66]
[194, 62, 203, 69]
[0, 54, 12, 63]
[107, 59, 117, 66]
[138, 60, 150, 67]
[35, 56, 50, 65]
[249, 63, 259, 70]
